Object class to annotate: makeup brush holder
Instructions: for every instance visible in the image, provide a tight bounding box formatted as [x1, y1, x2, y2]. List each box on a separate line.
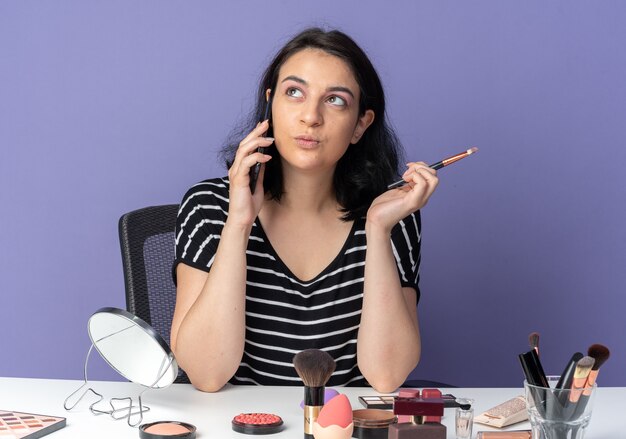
[524, 377, 597, 439]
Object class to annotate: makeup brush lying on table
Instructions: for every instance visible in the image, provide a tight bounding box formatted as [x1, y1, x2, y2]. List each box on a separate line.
[293, 349, 336, 439]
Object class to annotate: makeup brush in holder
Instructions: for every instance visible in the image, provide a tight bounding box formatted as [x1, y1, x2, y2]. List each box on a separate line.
[528, 332, 540, 357]
[293, 349, 336, 439]
[519, 341, 611, 439]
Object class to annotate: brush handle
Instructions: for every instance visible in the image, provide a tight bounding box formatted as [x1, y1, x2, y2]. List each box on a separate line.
[519, 350, 550, 418]
[554, 352, 584, 411]
[387, 162, 442, 189]
[518, 350, 549, 387]
[556, 352, 583, 390]
[303, 386, 324, 439]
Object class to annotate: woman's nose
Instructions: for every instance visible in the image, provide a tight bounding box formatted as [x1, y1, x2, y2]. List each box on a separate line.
[299, 100, 323, 127]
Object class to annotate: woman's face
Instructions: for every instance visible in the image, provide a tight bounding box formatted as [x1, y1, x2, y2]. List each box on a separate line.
[269, 48, 374, 175]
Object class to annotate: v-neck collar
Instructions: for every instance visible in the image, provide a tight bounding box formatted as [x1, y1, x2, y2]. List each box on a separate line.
[253, 216, 362, 285]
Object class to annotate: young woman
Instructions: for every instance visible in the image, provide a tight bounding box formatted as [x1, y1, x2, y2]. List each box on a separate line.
[170, 28, 438, 393]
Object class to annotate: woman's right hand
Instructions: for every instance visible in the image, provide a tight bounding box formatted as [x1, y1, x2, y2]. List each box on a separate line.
[227, 119, 273, 227]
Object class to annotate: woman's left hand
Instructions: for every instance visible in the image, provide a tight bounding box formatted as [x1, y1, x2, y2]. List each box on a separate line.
[367, 161, 439, 232]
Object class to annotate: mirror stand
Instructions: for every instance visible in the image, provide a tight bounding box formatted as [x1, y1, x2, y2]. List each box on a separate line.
[63, 308, 178, 427]
[63, 343, 159, 427]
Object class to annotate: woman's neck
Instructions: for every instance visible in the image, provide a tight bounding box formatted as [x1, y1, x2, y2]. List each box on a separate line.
[280, 167, 339, 213]
[267, 164, 339, 215]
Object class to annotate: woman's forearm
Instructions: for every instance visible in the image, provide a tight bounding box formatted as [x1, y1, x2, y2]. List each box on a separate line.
[173, 222, 251, 392]
[358, 223, 421, 393]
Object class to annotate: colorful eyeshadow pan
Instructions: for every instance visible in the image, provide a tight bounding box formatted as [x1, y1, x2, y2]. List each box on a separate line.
[358, 396, 396, 410]
[0, 410, 66, 439]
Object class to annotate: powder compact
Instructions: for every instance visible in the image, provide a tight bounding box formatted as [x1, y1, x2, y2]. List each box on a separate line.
[139, 421, 197, 439]
[351, 409, 397, 439]
[231, 413, 284, 435]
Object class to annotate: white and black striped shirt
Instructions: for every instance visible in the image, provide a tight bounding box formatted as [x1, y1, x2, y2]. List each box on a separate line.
[174, 177, 421, 386]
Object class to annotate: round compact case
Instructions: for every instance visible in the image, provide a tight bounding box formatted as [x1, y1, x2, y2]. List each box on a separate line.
[139, 421, 197, 439]
[231, 413, 284, 435]
[351, 409, 397, 439]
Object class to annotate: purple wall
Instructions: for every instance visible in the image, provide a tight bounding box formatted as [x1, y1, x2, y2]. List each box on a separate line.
[1, 1, 624, 387]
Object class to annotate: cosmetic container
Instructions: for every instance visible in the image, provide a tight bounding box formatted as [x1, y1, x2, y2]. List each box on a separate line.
[388, 397, 445, 439]
[454, 398, 474, 439]
[524, 376, 597, 439]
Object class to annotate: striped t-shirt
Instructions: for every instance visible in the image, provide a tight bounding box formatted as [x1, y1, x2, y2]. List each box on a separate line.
[173, 177, 421, 386]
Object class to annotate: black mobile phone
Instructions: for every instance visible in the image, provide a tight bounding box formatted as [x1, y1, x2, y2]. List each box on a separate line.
[249, 93, 273, 194]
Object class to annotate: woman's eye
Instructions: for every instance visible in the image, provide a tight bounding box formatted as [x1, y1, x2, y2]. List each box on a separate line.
[286, 87, 303, 98]
[327, 95, 347, 107]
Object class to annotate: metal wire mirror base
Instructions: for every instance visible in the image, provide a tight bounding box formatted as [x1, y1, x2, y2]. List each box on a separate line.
[63, 343, 173, 427]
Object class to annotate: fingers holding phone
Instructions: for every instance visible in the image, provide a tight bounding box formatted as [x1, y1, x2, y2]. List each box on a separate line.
[229, 121, 273, 190]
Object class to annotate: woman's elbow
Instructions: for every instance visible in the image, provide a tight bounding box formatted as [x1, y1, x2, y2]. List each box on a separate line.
[171, 348, 231, 392]
[184, 361, 233, 392]
[190, 375, 228, 393]
[366, 372, 409, 393]
[362, 354, 421, 393]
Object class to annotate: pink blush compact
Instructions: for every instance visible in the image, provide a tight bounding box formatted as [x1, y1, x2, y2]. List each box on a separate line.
[139, 421, 197, 439]
[231, 413, 284, 434]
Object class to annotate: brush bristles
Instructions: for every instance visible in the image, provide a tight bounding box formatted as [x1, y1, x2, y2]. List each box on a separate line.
[293, 349, 336, 388]
[467, 146, 479, 154]
[574, 356, 595, 376]
[587, 344, 610, 370]
[528, 332, 540, 349]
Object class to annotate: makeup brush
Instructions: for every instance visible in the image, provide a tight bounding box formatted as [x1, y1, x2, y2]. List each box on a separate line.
[568, 356, 594, 404]
[387, 147, 479, 189]
[584, 344, 610, 393]
[569, 344, 610, 421]
[528, 332, 540, 357]
[293, 349, 336, 439]
[555, 352, 584, 407]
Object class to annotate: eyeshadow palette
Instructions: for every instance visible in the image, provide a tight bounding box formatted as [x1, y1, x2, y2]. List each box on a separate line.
[0, 410, 66, 439]
[358, 396, 395, 410]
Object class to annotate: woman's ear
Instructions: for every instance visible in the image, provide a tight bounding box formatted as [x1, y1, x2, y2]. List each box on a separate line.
[351, 110, 375, 144]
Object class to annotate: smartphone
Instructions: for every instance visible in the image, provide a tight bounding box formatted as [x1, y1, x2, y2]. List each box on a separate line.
[249, 92, 273, 194]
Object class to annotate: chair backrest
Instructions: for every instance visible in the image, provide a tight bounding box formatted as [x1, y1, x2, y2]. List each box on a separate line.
[118, 204, 189, 383]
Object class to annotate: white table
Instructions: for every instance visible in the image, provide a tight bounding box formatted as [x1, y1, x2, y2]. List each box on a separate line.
[0, 377, 622, 438]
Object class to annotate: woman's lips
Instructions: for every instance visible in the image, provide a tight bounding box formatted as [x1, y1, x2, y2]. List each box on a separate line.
[295, 136, 320, 148]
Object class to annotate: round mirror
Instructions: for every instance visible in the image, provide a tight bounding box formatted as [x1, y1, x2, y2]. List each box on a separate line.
[88, 307, 178, 388]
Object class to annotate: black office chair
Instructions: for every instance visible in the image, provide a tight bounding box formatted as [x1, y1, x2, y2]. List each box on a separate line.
[118, 204, 190, 384]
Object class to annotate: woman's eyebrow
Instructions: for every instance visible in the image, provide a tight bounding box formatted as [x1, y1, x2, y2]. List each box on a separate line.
[281, 75, 307, 85]
[327, 86, 354, 98]
[281, 75, 355, 98]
